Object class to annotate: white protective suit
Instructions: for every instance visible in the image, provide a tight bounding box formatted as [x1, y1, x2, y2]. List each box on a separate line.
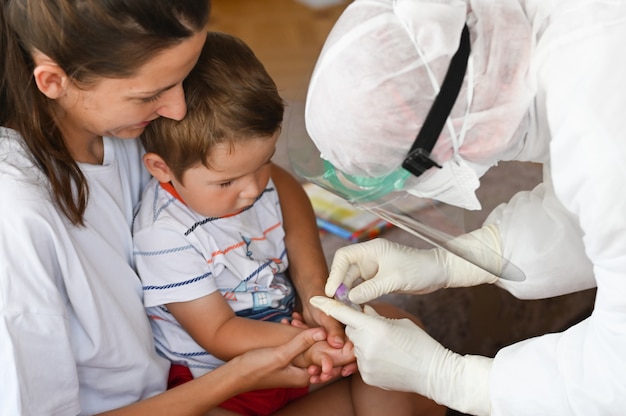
[305, 0, 626, 414]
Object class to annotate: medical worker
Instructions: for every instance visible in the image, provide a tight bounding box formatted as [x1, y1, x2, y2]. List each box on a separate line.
[302, 0, 626, 414]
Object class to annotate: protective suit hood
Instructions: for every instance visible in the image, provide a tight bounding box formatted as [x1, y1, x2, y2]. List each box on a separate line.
[305, 0, 536, 209]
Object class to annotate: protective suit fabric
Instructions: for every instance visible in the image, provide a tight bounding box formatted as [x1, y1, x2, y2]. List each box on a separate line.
[305, 0, 537, 208]
[485, 0, 626, 414]
[492, 317, 626, 415]
[308, 0, 626, 414]
[486, 168, 595, 300]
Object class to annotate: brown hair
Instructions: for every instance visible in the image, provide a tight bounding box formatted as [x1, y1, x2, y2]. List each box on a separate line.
[0, 0, 210, 225]
[141, 31, 285, 183]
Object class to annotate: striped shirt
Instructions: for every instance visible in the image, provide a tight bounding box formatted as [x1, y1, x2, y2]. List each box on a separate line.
[133, 177, 294, 377]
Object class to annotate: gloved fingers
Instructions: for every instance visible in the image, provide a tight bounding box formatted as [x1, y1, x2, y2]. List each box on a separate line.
[310, 296, 374, 328]
[325, 240, 384, 297]
[361, 304, 380, 317]
[325, 263, 362, 297]
[345, 272, 397, 304]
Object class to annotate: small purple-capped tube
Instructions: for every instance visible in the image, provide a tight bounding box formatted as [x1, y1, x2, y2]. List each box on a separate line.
[334, 283, 362, 311]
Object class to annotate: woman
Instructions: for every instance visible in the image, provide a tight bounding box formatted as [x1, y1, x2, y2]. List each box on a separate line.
[0, 1, 336, 414]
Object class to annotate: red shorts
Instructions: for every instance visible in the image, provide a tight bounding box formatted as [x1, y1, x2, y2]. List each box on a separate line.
[167, 364, 309, 416]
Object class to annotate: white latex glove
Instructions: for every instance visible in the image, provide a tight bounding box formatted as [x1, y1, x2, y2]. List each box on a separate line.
[311, 296, 493, 416]
[325, 224, 502, 303]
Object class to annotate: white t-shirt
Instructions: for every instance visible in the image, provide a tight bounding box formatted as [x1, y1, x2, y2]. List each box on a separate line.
[0, 127, 169, 415]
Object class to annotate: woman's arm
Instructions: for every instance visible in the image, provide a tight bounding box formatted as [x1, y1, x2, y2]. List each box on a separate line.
[271, 163, 346, 348]
[98, 328, 327, 416]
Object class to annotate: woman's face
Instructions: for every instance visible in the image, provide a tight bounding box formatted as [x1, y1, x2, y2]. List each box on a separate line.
[56, 31, 207, 155]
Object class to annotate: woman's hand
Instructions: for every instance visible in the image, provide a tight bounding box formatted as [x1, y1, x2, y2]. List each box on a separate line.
[228, 327, 328, 390]
[281, 311, 308, 329]
[298, 335, 356, 384]
[282, 311, 357, 381]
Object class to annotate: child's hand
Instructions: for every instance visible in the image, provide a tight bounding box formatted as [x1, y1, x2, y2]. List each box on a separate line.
[229, 328, 328, 390]
[282, 312, 356, 380]
[284, 311, 358, 380]
[283, 312, 309, 329]
[301, 298, 347, 349]
[292, 338, 356, 383]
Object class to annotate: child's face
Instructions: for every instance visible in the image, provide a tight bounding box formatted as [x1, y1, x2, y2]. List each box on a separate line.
[172, 133, 279, 218]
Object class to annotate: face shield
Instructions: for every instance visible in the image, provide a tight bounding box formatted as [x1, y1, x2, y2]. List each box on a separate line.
[290, 0, 534, 282]
[293, 23, 475, 242]
[288, 106, 524, 282]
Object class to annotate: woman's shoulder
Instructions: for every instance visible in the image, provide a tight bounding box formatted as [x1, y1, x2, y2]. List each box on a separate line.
[0, 127, 60, 219]
[0, 127, 40, 174]
[0, 127, 48, 191]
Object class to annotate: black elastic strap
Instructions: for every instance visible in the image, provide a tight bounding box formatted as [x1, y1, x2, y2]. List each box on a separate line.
[402, 24, 471, 177]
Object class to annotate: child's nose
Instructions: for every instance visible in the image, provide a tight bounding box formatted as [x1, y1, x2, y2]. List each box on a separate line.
[240, 177, 261, 199]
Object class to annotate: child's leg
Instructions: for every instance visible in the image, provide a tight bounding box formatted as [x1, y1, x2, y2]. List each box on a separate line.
[350, 372, 447, 416]
[272, 377, 355, 416]
[205, 408, 240, 416]
[273, 373, 445, 416]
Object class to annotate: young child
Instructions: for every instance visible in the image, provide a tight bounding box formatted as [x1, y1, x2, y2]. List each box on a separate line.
[133, 32, 446, 416]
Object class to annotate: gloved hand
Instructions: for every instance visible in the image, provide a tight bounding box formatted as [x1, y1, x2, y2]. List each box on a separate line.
[311, 297, 493, 416]
[325, 224, 502, 304]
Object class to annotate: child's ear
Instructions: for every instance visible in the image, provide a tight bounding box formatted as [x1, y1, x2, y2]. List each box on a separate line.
[143, 152, 174, 183]
[32, 52, 70, 99]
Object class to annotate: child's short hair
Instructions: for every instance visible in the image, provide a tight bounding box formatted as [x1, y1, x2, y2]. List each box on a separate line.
[142, 31, 285, 181]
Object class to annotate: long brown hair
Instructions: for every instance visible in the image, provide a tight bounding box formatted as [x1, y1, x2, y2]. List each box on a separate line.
[0, 0, 210, 225]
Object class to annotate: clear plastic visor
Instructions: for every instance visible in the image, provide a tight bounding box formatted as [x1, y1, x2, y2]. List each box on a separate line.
[287, 109, 524, 282]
